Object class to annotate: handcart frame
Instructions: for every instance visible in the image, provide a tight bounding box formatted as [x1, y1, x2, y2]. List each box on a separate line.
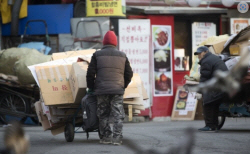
[63, 103, 100, 142]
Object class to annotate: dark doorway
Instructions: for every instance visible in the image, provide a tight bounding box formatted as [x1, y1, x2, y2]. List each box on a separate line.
[174, 14, 222, 68]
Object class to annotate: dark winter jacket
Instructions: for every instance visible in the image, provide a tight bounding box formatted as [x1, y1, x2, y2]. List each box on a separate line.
[199, 52, 228, 104]
[86, 45, 133, 95]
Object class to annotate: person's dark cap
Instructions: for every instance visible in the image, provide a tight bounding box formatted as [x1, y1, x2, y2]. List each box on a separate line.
[194, 46, 209, 55]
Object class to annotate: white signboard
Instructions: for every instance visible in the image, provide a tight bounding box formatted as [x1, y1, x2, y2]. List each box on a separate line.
[119, 19, 151, 108]
[192, 22, 216, 55]
[185, 92, 197, 111]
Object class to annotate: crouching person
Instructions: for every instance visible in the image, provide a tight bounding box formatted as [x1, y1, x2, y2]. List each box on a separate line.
[86, 31, 133, 145]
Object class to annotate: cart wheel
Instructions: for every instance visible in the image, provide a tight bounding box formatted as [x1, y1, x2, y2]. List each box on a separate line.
[64, 123, 75, 142]
[0, 94, 29, 124]
[218, 115, 226, 130]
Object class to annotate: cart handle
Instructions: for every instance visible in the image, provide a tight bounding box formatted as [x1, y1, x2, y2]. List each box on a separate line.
[21, 20, 50, 45]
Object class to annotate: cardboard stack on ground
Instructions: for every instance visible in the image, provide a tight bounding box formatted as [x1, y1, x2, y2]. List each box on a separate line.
[30, 49, 148, 134]
[124, 73, 149, 117]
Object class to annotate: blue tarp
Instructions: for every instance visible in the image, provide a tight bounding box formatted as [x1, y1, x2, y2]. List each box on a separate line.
[1, 4, 73, 36]
[18, 42, 51, 55]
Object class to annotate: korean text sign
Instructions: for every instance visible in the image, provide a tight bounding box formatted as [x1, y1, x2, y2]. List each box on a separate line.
[119, 19, 151, 108]
[86, 0, 126, 17]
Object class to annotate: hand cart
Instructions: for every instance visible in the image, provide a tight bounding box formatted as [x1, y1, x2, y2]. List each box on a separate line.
[20, 20, 50, 47]
[63, 19, 103, 51]
[0, 74, 39, 124]
[64, 101, 101, 142]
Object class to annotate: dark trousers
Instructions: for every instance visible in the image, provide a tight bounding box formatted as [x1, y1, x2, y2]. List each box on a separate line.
[203, 101, 221, 129]
[96, 94, 125, 139]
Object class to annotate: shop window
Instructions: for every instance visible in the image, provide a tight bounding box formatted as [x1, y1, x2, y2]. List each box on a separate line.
[174, 20, 191, 71]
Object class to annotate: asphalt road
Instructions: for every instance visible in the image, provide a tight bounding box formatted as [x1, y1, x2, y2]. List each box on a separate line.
[0, 118, 250, 154]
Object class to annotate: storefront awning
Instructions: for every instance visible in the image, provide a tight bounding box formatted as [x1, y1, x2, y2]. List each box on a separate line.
[127, 6, 227, 15]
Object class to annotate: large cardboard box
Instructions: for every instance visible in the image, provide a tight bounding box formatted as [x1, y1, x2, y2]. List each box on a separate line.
[124, 82, 140, 99]
[50, 107, 76, 116]
[124, 104, 145, 110]
[35, 101, 67, 133]
[229, 41, 250, 56]
[51, 126, 65, 136]
[205, 39, 227, 55]
[35, 101, 51, 131]
[51, 49, 95, 60]
[141, 81, 149, 100]
[124, 97, 144, 105]
[69, 62, 88, 103]
[35, 64, 75, 105]
[41, 102, 50, 115]
[124, 74, 145, 109]
[124, 73, 148, 99]
[124, 74, 142, 99]
[41, 102, 61, 123]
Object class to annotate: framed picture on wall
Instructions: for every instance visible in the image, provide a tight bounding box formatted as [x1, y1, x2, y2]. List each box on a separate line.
[152, 25, 173, 96]
[174, 49, 189, 71]
[230, 18, 250, 35]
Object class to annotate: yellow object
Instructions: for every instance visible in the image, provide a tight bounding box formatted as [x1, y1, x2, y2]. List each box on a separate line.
[229, 44, 240, 56]
[229, 41, 250, 56]
[86, 0, 125, 17]
[0, 0, 28, 24]
[20, 0, 28, 18]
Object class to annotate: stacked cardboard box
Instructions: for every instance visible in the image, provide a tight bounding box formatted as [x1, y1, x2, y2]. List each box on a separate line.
[35, 100, 83, 135]
[229, 41, 250, 56]
[51, 49, 96, 61]
[30, 50, 94, 134]
[124, 74, 149, 121]
[205, 39, 228, 55]
[30, 50, 148, 134]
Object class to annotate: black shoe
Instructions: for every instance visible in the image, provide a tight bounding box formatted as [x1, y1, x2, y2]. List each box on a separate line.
[100, 137, 112, 144]
[112, 138, 122, 146]
[198, 126, 218, 132]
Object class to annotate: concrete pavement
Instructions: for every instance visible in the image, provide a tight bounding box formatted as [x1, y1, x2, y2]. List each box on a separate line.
[0, 118, 250, 154]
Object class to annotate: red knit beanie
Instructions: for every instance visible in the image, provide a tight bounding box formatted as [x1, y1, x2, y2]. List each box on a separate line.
[103, 31, 117, 46]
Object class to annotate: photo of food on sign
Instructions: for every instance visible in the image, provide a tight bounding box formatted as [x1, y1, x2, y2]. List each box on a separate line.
[154, 49, 171, 71]
[176, 100, 186, 110]
[157, 31, 168, 45]
[153, 27, 170, 49]
[176, 90, 188, 110]
[155, 72, 171, 93]
[179, 90, 188, 99]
